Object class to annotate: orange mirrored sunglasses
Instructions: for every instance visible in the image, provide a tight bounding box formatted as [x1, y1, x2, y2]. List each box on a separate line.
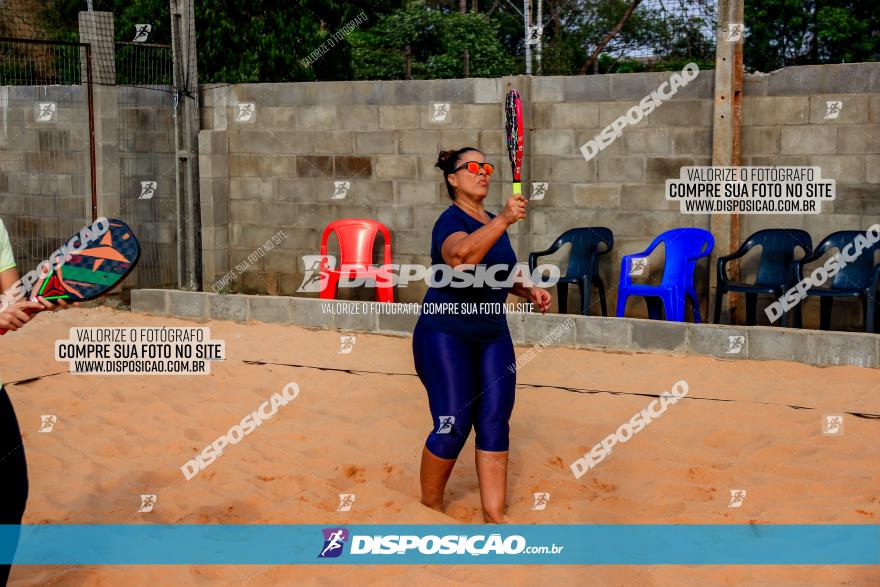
[453, 161, 495, 176]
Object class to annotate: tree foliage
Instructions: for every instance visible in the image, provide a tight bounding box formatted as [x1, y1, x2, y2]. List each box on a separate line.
[349, 1, 514, 79]
[745, 0, 880, 70]
[11, 0, 879, 82]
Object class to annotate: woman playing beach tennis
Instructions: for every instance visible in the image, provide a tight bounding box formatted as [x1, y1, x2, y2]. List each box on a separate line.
[0, 217, 72, 586]
[413, 147, 551, 523]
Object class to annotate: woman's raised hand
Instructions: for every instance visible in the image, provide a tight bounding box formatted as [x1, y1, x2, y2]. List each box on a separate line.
[500, 194, 527, 225]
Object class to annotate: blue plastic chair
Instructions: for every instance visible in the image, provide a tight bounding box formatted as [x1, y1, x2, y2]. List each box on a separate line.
[616, 228, 715, 322]
[714, 229, 812, 326]
[528, 227, 614, 316]
[790, 230, 880, 332]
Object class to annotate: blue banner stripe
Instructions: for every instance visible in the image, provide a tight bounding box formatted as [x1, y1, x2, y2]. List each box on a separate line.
[1, 525, 878, 565]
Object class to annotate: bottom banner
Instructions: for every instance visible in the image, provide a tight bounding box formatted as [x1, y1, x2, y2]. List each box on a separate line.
[1, 524, 878, 565]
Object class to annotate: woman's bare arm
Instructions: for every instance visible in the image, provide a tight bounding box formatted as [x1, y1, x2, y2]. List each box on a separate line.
[441, 216, 511, 266]
[0, 267, 20, 298]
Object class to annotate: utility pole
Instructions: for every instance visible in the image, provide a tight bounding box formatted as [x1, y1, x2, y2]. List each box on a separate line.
[170, 0, 202, 290]
[536, 0, 542, 74]
[524, 0, 532, 74]
[709, 0, 744, 323]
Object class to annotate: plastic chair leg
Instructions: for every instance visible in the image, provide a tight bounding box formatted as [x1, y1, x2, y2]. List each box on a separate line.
[865, 296, 877, 333]
[690, 293, 702, 324]
[713, 288, 724, 324]
[376, 283, 394, 303]
[820, 297, 834, 330]
[745, 293, 757, 326]
[791, 302, 804, 329]
[578, 278, 592, 317]
[661, 291, 684, 322]
[557, 283, 569, 314]
[320, 272, 340, 300]
[595, 277, 608, 317]
[615, 293, 629, 318]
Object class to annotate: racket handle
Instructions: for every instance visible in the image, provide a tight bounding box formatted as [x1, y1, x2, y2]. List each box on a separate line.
[512, 182, 526, 222]
[0, 306, 37, 336]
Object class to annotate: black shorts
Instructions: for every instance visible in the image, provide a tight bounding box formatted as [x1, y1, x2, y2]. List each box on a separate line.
[0, 386, 28, 586]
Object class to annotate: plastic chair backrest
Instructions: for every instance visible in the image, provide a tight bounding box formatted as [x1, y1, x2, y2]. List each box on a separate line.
[655, 228, 714, 287]
[320, 219, 392, 268]
[746, 229, 813, 286]
[812, 230, 880, 290]
[558, 227, 614, 278]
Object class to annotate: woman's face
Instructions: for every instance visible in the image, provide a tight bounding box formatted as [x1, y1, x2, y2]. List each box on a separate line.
[448, 150, 490, 200]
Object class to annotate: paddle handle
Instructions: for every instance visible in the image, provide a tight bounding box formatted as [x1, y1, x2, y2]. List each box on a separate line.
[0, 305, 37, 336]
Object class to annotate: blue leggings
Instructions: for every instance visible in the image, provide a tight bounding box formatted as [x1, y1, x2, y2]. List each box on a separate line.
[412, 321, 517, 460]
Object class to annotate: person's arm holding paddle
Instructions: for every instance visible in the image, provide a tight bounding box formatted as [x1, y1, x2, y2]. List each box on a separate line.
[440, 194, 526, 266]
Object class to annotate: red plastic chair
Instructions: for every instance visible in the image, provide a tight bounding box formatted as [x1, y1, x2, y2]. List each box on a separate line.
[319, 219, 394, 303]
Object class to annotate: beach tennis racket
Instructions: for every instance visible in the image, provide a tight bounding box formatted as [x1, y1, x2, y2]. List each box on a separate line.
[505, 89, 524, 198]
[0, 218, 140, 335]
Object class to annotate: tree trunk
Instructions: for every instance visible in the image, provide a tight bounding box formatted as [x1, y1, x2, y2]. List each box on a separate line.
[578, 0, 643, 75]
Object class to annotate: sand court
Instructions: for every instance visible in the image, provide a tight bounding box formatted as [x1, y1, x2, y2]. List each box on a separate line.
[1, 306, 878, 585]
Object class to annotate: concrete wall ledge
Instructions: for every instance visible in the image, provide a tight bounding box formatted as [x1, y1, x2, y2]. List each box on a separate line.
[132, 290, 879, 369]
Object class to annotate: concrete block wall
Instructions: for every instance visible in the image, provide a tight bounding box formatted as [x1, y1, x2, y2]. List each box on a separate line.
[737, 64, 880, 330]
[132, 289, 880, 369]
[0, 85, 92, 271]
[189, 63, 878, 330]
[116, 86, 178, 289]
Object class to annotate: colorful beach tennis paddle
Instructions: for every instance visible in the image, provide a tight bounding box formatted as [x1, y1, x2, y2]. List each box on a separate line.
[504, 89, 524, 199]
[0, 218, 140, 335]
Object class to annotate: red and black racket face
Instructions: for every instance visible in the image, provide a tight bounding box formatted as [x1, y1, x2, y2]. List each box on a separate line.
[32, 218, 141, 302]
[504, 89, 524, 182]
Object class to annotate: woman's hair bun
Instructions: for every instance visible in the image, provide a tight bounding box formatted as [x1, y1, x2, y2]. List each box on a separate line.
[435, 150, 457, 170]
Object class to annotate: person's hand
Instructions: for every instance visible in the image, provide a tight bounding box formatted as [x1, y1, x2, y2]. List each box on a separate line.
[529, 287, 552, 314]
[31, 296, 72, 312]
[500, 194, 527, 225]
[0, 300, 44, 331]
